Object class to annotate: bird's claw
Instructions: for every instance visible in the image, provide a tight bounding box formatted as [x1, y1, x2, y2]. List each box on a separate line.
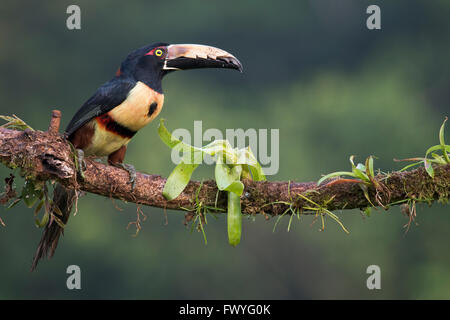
[76, 149, 86, 180]
[115, 163, 137, 191]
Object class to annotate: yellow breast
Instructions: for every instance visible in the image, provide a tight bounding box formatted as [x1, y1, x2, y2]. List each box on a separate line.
[84, 120, 131, 157]
[109, 81, 164, 132]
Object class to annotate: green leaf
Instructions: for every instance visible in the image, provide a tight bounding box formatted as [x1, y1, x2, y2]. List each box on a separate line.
[356, 163, 366, 172]
[52, 202, 63, 217]
[353, 164, 369, 182]
[248, 164, 266, 181]
[424, 159, 434, 178]
[227, 191, 242, 247]
[0, 115, 34, 131]
[365, 156, 375, 178]
[225, 181, 244, 195]
[431, 153, 446, 164]
[317, 171, 358, 186]
[439, 117, 447, 147]
[439, 117, 450, 163]
[215, 158, 244, 196]
[35, 211, 49, 228]
[425, 144, 450, 160]
[34, 199, 44, 216]
[349, 155, 357, 169]
[359, 183, 375, 207]
[398, 161, 422, 172]
[7, 198, 21, 209]
[241, 165, 253, 180]
[51, 213, 65, 228]
[349, 156, 369, 182]
[237, 147, 266, 181]
[158, 119, 184, 149]
[21, 180, 42, 208]
[162, 162, 199, 200]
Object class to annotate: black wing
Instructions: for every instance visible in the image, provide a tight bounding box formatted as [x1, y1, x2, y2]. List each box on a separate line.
[65, 78, 136, 138]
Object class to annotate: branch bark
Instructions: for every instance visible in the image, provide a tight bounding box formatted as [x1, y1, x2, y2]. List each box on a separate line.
[0, 113, 449, 217]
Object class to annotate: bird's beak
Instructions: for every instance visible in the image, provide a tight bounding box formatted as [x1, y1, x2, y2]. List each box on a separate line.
[164, 44, 243, 73]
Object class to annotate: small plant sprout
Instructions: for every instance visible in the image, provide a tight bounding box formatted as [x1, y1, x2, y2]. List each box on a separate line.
[395, 117, 450, 178]
[262, 181, 302, 232]
[317, 155, 389, 209]
[158, 119, 266, 247]
[317, 155, 375, 186]
[180, 182, 225, 244]
[3, 178, 63, 229]
[297, 193, 349, 234]
[0, 115, 34, 131]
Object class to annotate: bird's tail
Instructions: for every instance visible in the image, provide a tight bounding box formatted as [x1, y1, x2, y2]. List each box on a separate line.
[31, 184, 75, 271]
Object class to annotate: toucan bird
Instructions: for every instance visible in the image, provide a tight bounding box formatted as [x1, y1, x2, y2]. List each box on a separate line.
[31, 43, 243, 270]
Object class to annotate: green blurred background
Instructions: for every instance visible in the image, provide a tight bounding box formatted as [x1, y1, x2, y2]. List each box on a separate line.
[0, 0, 449, 299]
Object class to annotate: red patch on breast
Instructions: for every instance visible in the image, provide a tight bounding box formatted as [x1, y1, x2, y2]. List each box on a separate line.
[96, 113, 136, 139]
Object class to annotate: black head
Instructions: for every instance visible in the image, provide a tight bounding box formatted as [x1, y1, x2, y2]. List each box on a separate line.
[117, 43, 243, 93]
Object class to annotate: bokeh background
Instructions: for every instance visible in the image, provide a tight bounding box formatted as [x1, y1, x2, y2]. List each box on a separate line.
[0, 0, 449, 299]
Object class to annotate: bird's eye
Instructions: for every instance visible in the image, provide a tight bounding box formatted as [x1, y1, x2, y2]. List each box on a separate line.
[155, 49, 164, 57]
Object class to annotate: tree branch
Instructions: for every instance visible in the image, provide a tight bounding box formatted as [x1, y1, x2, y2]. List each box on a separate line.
[0, 112, 449, 217]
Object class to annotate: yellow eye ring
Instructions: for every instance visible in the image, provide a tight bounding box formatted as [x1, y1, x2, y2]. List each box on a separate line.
[155, 49, 163, 57]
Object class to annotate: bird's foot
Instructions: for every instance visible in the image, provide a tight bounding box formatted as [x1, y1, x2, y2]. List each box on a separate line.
[75, 149, 86, 180]
[113, 163, 137, 191]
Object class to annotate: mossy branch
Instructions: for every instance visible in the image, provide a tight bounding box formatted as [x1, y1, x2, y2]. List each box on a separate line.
[0, 111, 449, 219]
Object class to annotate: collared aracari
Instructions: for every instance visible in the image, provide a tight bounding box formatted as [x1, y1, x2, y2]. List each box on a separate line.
[31, 43, 242, 270]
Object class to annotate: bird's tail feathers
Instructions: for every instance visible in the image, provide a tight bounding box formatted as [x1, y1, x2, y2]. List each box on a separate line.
[31, 184, 75, 271]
